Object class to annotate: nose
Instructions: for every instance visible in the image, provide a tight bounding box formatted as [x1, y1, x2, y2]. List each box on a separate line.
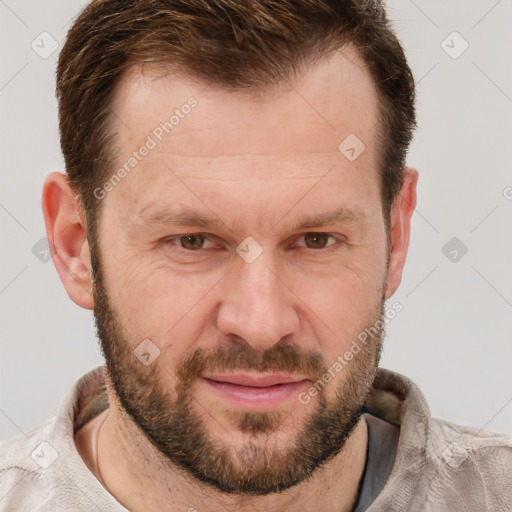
[216, 254, 300, 351]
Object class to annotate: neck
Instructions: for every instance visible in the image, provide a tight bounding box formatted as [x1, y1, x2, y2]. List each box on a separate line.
[92, 392, 368, 512]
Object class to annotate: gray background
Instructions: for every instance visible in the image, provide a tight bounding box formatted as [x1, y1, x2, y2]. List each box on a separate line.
[1, 0, 511, 440]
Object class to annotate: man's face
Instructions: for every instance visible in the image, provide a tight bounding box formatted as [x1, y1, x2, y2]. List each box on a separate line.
[92, 48, 390, 494]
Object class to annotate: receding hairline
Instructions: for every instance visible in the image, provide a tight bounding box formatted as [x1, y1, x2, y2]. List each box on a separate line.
[112, 41, 374, 106]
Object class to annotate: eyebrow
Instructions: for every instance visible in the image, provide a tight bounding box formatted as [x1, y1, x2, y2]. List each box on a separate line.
[133, 205, 366, 233]
[135, 205, 226, 230]
[287, 207, 363, 231]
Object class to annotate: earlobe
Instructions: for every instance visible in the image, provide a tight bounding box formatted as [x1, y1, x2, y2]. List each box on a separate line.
[41, 172, 95, 310]
[384, 167, 418, 299]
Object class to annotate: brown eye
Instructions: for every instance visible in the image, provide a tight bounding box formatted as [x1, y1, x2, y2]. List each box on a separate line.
[178, 235, 207, 250]
[302, 233, 333, 249]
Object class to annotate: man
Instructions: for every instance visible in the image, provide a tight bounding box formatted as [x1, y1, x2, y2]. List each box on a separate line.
[1, 0, 511, 510]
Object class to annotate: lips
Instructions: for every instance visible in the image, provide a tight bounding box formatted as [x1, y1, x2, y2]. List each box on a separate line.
[201, 373, 309, 409]
[204, 373, 305, 388]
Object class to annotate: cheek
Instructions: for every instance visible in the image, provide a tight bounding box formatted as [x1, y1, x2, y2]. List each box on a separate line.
[103, 253, 223, 349]
[285, 257, 386, 394]
[292, 252, 385, 329]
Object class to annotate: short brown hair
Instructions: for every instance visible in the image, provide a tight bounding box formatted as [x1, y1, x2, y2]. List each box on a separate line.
[56, 0, 415, 256]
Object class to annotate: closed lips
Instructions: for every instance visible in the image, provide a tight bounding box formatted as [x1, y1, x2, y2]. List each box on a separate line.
[204, 374, 307, 387]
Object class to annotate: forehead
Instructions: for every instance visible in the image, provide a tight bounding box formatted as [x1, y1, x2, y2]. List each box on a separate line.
[106, 46, 381, 217]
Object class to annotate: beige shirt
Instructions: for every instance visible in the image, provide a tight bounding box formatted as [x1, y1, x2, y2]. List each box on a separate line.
[1, 366, 511, 511]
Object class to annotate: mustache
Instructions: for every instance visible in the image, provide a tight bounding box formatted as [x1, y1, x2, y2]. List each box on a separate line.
[175, 339, 328, 388]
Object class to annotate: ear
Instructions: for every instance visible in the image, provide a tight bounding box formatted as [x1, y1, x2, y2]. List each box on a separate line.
[41, 172, 94, 309]
[385, 167, 418, 299]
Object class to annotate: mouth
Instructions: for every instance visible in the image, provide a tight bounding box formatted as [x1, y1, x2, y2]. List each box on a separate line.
[201, 373, 309, 410]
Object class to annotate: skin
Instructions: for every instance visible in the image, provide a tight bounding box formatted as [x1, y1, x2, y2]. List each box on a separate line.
[42, 46, 417, 512]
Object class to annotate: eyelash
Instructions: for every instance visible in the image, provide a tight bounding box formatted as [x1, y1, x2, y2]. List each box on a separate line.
[163, 233, 343, 253]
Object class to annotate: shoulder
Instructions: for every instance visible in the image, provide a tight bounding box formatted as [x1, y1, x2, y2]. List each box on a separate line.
[367, 369, 512, 511]
[427, 415, 512, 472]
[0, 418, 57, 510]
[0, 368, 122, 512]
[415, 416, 512, 510]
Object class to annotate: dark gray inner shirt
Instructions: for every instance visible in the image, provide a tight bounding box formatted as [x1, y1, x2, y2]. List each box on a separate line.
[351, 412, 400, 512]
